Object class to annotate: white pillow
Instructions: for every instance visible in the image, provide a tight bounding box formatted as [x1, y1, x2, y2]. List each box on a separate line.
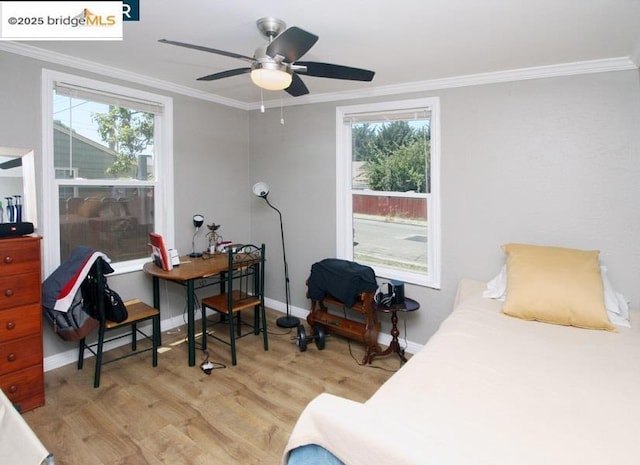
[601, 266, 630, 327]
[483, 265, 507, 299]
[483, 264, 630, 327]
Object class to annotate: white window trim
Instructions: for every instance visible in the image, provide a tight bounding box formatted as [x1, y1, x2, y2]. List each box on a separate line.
[336, 97, 441, 289]
[41, 69, 174, 277]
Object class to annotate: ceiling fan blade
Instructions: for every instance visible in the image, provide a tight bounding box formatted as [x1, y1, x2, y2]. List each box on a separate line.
[158, 39, 254, 63]
[197, 68, 251, 81]
[285, 73, 310, 97]
[295, 62, 375, 81]
[0, 157, 21, 170]
[266, 27, 319, 63]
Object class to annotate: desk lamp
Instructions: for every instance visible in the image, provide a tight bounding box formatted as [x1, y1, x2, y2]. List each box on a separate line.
[190, 214, 205, 257]
[252, 182, 299, 328]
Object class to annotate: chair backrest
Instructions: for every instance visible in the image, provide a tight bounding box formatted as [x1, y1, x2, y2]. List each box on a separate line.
[81, 257, 108, 322]
[224, 244, 265, 308]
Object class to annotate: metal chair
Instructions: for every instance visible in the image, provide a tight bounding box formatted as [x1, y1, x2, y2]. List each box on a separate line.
[201, 244, 267, 365]
[77, 257, 160, 387]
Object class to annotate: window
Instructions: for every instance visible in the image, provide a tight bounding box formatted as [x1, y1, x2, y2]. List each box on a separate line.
[336, 97, 440, 288]
[42, 70, 174, 276]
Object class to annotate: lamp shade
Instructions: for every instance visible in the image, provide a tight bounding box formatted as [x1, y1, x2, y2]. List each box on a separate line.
[193, 214, 204, 228]
[252, 182, 270, 198]
[250, 66, 292, 91]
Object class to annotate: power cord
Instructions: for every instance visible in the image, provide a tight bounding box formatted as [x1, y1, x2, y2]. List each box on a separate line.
[340, 306, 399, 373]
[269, 326, 294, 336]
[200, 349, 226, 374]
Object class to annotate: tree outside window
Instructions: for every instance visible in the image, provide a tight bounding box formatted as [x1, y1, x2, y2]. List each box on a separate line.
[337, 98, 440, 288]
[43, 70, 173, 275]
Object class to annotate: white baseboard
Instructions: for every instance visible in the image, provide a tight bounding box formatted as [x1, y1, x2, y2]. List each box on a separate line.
[43, 315, 186, 372]
[44, 300, 424, 372]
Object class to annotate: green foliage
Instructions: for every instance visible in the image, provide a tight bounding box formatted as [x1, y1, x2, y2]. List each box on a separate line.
[366, 138, 429, 193]
[373, 121, 418, 157]
[352, 123, 377, 161]
[353, 121, 430, 192]
[91, 107, 153, 178]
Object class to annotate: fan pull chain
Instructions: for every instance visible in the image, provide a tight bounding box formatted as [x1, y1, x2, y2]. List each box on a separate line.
[260, 89, 265, 113]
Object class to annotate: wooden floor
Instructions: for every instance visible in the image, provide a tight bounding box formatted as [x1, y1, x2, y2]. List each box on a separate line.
[23, 309, 404, 465]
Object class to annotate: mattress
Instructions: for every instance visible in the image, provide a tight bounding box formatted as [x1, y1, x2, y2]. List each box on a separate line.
[283, 279, 640, 465]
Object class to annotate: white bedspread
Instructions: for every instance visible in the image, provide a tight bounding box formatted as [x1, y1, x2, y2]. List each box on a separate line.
[283, 279, 640, 465]
[0, 389, 52, 465]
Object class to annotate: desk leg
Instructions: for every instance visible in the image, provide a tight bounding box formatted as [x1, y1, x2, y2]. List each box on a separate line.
[152, 276, 162, 346]
[187, 279, 196, 366]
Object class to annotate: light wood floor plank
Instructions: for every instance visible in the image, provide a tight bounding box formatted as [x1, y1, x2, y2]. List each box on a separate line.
[24, 309, 404, 464]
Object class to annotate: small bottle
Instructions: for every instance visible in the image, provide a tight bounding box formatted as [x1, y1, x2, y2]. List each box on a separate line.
[0, 201, 4, 223]
[5, 197, 14, 223]
[14, 195, 22, 223]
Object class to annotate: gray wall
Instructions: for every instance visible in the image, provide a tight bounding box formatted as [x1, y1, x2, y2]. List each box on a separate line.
[2, 47, 639, 358]
[0, 51, 251, 358]
[249, 70, 640, 343]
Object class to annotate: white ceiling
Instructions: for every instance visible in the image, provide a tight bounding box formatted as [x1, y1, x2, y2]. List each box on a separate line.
[7, 0, 640, 108]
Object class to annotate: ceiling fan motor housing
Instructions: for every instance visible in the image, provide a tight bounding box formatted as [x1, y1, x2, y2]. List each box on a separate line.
[256, 17, 287, 40]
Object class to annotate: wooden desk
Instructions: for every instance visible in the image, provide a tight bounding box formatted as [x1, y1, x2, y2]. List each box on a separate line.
[143, 252, 259, 366]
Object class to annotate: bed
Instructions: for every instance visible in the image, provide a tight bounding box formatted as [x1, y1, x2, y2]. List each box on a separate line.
[0, 388, 53, 464]
[282, 244, 640, 465]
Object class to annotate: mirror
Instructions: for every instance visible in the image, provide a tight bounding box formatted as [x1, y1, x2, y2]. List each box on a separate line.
[0, 146, 38, 228]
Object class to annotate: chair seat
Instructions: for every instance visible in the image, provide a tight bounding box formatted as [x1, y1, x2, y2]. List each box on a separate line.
[201, 290, 260, 314]
[105, 299, 160, 329]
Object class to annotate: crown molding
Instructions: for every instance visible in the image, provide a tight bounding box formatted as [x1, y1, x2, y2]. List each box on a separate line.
[0, 41, 253, 110]
[1, 41, 636, 112]
[254, 56, 638, 110]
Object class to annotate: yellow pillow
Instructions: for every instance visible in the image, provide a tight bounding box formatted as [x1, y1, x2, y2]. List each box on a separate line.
[502, 243, 614, 331]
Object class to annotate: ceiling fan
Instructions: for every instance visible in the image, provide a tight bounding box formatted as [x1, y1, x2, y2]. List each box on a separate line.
[159, 17, 375, 97]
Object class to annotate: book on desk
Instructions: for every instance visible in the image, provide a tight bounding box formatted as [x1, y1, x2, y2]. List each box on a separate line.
[149, 232, 173, 271]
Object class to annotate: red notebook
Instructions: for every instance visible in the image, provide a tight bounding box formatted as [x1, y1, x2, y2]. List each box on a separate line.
[149, 232, 173, 271]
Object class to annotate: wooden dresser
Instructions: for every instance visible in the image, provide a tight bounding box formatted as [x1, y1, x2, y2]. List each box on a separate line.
[0, 236, 44, 413]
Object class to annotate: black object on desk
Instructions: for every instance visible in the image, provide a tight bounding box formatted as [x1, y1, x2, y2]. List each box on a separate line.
[369, 297, 420, 364]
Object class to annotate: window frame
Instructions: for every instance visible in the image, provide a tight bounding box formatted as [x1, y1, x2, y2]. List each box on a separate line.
[41, 69, 174, 277]
[336, 97, 441, 289]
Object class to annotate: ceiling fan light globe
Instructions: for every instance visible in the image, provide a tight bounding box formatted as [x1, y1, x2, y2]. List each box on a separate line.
[250, 67, 292, 91]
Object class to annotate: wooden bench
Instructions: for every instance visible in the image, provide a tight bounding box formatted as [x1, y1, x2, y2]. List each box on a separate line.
[306, 287, 381, 364]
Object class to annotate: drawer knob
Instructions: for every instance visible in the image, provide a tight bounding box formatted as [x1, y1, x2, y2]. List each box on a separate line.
[3, 256, 12, 264]
[7, 353, 16, 362]
[6, 321, 16, 330]
[8, 384, 17, 394]
[4, 288, 14, 297]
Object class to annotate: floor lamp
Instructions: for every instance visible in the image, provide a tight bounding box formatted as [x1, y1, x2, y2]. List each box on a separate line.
[252, 182, 299, 328]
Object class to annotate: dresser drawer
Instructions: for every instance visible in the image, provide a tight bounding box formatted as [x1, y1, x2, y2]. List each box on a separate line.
[0, 333, 42, 375]
[0, 237, 40, 275]
[0, 364, 44, 413]
[0, 272, 41, 310]
[0, 303, 41, 341]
